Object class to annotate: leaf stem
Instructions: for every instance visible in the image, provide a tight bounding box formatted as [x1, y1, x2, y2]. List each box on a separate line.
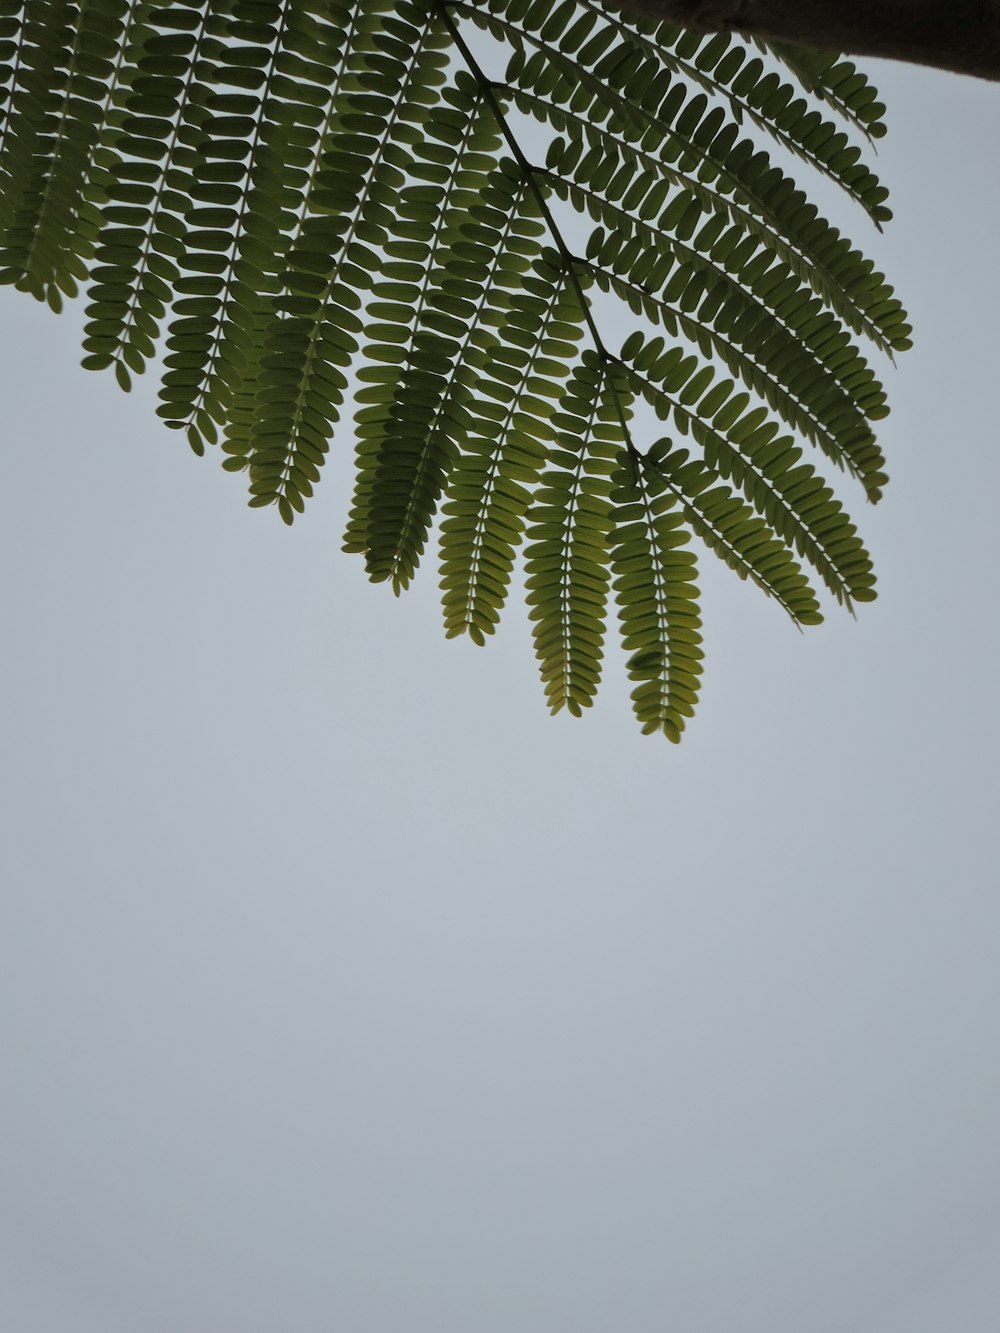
[435, 0, 642, 463]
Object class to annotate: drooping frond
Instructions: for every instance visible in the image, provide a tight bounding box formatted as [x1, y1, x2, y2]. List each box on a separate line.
[608, 442, 705, 742]
[344, 77, 506, 588]
[438, 240, 587, 643]
[0, 0, 911, 738]
[524, 351, 619, 716]
[616, 329, 874, 608]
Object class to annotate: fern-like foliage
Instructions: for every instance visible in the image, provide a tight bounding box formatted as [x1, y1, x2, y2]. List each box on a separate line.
[0, 0, 910, 739]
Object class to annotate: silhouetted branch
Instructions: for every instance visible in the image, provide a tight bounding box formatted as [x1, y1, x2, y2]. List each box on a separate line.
[607, 0, 1000, 80]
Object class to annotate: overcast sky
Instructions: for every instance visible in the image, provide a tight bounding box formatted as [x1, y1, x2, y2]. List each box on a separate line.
[2, 49, 999, 1333]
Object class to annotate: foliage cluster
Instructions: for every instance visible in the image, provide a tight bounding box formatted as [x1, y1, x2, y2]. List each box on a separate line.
[0, 0, 909, 737]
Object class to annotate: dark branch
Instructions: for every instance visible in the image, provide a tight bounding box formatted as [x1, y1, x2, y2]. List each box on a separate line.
[606, 0, 1000, 81]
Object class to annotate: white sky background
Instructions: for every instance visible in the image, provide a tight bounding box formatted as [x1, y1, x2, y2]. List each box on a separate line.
[1, 44, 999, 1333]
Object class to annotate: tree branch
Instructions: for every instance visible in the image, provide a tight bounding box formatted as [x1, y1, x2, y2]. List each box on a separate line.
[606, 0, 1000, 81]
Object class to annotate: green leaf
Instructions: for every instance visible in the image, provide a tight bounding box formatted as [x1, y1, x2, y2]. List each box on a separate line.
[0, 0, 909, 740]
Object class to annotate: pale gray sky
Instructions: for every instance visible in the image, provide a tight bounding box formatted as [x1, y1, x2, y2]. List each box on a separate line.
[2, 53, 999, 1333]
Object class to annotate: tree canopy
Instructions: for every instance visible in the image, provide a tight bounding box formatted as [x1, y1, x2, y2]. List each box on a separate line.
[0, 0, 910, 738]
